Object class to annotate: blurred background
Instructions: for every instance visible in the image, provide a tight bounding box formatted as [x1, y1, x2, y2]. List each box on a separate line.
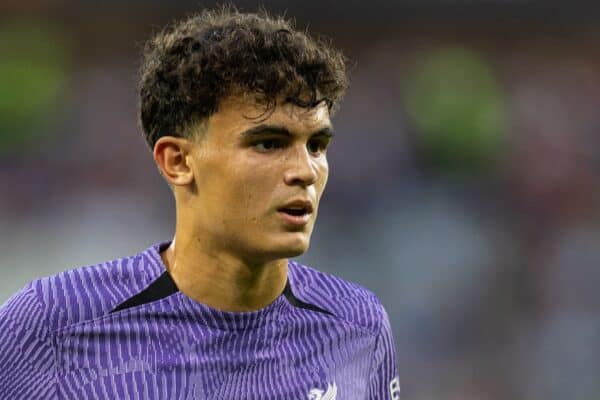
[1, 1, 599, 398]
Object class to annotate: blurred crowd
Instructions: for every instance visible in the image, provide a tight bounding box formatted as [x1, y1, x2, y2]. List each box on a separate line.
[1, 2, 599, 399]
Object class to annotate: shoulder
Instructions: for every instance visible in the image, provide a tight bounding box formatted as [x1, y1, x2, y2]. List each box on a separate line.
[0, 282, 57, 397]
[0, 280, 47, 335]
[288, 260, 386, 335]
[11, 243, 166, 333]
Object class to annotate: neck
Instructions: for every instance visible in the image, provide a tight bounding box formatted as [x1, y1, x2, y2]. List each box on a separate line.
[160, 236, 289, 312]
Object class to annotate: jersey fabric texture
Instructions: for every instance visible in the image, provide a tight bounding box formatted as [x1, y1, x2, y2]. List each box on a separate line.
[0, 242, 400, 399]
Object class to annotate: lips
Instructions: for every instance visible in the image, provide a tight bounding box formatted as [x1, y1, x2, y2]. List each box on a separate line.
[277, 199, 314, 227]
[277, 199, 314, 216]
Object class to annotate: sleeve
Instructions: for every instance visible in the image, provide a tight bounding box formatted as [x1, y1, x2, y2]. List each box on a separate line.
[367, 305, 401, 400]
[0, 282, 57, 399]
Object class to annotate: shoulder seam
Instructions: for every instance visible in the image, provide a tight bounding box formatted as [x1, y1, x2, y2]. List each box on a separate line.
[291, 262, 382, 335]
[293, 293, 381, 336]
[38, 249, 163, 333]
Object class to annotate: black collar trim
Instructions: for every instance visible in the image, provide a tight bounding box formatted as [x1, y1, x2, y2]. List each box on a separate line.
[111, 271, 178, 313]
[282, 279, 335, 316]
[111, 262, 334, 317]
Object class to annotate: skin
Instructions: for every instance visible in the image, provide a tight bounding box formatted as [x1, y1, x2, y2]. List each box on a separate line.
[153, 93, 333, 312]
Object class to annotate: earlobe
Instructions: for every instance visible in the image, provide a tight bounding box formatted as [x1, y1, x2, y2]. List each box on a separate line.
[153, 136, 195, 186]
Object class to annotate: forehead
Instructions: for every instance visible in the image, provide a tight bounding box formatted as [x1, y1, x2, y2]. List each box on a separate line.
[206, 94, 332, 139]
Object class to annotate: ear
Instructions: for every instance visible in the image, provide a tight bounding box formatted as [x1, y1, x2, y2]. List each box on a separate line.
[153, 136, 195, 186]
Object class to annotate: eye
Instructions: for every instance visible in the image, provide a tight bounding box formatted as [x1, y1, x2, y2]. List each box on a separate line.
[254, 139, 284, 152]
[307, 139, 329, 155]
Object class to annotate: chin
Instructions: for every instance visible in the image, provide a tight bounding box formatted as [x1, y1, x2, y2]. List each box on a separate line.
[271, 242, 308, 258]
[267, 239, 309, 260]
[282, 246, 308, 258]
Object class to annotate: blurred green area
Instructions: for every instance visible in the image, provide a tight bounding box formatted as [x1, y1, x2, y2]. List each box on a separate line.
[0, 19, 70, 154]
[403, 47, 507, 175]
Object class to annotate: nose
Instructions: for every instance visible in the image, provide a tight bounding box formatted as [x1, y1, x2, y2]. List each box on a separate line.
[283, 145, 319, 187]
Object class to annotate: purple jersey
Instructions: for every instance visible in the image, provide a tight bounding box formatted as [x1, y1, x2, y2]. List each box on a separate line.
[0, 242, 400, 399]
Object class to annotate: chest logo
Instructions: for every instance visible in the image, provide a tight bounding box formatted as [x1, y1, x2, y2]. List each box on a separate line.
[307, 381, 337, 400]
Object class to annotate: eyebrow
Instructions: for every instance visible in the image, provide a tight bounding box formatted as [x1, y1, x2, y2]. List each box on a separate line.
[239, 124, 334, 140]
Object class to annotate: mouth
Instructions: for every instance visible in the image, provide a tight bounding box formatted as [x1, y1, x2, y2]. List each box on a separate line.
[277, 201, 313, 225]
[278, 208, 310, 217]
[279, 209, 310, 226]
[277, 199, 314, 215]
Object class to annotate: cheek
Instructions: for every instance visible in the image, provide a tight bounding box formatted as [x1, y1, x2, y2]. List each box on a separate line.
[196, 155, 251, 214]
[227, 165, 278, 218]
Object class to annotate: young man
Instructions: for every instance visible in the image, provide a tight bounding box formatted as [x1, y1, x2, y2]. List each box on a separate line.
[0, 8, 400, 399]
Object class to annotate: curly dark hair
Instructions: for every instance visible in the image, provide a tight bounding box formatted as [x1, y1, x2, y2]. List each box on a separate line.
[138, 7, 349, 149]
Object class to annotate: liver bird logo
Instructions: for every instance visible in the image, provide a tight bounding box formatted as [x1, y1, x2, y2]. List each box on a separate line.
[307, 382, 337, 400]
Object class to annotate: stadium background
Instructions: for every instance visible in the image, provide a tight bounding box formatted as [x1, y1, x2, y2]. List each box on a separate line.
[1, 1, 599, 398]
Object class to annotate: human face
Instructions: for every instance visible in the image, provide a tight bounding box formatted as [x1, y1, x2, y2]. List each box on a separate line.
[185, 95, 333, 265]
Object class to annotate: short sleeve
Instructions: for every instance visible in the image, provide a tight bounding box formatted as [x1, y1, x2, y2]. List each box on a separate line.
[367, 305, 400, 400]
[0, 282, 56, 399]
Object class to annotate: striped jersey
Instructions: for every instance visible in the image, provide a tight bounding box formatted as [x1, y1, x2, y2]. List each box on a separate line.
[0, 242, 400, 399]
